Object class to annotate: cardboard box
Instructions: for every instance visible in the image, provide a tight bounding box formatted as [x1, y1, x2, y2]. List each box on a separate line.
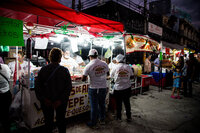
[8, 46, 23, 58]
[9, 46, 22, 52]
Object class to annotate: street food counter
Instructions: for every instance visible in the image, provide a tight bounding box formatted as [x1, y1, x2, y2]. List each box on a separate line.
[21, 81, 110, 128]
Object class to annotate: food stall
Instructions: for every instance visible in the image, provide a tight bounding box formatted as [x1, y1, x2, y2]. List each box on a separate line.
[153, 41, 186, 88]
[0, 0, 124, 129]
[124, 34, 161, 93]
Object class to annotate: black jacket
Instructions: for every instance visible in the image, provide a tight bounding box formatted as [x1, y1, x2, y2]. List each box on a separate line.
[35, 63, 72, 103]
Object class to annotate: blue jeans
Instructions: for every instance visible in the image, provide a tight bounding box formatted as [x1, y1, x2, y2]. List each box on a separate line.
[88, 88, 106, 125]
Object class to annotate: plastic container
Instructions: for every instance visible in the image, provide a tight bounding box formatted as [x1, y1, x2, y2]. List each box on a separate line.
[30, 72, 35, 88]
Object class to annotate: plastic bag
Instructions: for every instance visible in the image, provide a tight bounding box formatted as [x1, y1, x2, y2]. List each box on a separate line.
[132, 65, 138, 75]
[137, 64, 142, 76]
[9, 90, 23, 120]
[10, 90, 21, 109]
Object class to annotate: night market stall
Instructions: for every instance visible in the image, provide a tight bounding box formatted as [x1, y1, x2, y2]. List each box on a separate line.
[124, 34, 161, 93]
[0, 0, 124, 129]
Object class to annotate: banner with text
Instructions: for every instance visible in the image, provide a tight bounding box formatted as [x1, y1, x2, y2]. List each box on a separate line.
[0, 17, 24, 46]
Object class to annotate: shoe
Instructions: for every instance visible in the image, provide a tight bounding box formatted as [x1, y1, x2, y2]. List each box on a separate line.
[86, 122, 98, 129]
[115, 117, 122, 122]
[171, 95, 176, 99]
[99, 120, 106, 125]
[126, 118, 132, 122]
[176, 96, 182, 99]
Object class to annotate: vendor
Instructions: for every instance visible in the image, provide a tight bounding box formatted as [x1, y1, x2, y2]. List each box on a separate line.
[144, 55, 152, 74]
[108, 57, 117, 70]
[8, 51, 35, 78]
[154, 54, 160, 71]
[60, 48, 79, 73]
[72, 53, 85, 66]
[154, 54, 160, 67]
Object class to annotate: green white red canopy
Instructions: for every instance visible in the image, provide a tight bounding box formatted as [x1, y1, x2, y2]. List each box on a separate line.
[0, 0, 124, 34]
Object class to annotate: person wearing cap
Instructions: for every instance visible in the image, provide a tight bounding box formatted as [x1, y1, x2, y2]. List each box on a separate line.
[108, 57, 117, 70]
[110, 54, 134, 122]
[82, 49, 109, 128]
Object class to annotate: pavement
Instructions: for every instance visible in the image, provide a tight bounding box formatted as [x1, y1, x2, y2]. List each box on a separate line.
[33, 83, 200, 133]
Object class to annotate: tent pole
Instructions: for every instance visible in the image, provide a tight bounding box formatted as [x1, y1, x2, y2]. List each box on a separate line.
[16, 46, 19, 81]
[101, 47, 103, 60]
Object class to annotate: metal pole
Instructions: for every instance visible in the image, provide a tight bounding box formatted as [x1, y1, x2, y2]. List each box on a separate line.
[16, 46, 19, 80]
[101, 47, 104, 60]
[144, 0, 147, 35]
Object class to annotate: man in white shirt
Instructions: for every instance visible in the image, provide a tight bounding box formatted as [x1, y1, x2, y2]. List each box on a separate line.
[82, 49, 109, 128]
[60, 48, 79, 74]
[110, 54, 134, 122]
[108, 57, 117, 70]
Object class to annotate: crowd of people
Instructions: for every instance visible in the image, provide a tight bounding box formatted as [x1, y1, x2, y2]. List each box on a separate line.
[1, 47, 200, 132]
[170, 53, 199, 99]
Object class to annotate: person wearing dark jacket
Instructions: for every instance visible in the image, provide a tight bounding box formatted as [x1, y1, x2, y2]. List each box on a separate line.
[186, 53, 197, 97]
[35, 47, 72, 133]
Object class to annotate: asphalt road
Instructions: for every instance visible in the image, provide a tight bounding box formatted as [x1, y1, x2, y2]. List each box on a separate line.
[32, 83, 200, 133]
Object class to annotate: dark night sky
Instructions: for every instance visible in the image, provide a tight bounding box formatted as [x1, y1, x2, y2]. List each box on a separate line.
[57, 0, 200, 29]
[171, 0, 200, 28]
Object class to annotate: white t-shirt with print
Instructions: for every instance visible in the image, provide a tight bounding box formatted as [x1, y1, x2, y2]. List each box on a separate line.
[83, 59, 109, 88]
[0, 64, 11, 93]
[110, 63, 134, 90]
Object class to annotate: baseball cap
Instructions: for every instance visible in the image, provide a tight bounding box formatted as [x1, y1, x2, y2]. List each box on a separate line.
[116, 54, 125, 63]
[88, 49, 98, 56]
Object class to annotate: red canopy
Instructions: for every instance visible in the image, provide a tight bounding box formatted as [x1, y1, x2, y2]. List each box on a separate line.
[0, 0, 124, 33]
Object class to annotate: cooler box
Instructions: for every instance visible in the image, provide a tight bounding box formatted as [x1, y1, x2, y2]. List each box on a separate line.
[141, 75, 152, 87]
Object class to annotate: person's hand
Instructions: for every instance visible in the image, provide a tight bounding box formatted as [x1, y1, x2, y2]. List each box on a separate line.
[53, 100, 61, 109]
[106, 76, 110, 80]
[44, 98, 52, 107]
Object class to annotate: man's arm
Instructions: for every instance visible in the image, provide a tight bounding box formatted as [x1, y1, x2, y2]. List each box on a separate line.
[82, 75, 87, 82]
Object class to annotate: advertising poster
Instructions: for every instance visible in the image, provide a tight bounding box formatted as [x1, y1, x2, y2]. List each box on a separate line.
[124, 34, 160, 53]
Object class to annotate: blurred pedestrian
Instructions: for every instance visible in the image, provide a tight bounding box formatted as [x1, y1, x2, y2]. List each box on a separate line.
[0, 63, 12, 133]
[195, 54, 200, 82]
[110, 54, 134, 122]
[82, 49, 109, 128]
[182, 60, 189, 97]
[35, 47, 72, 133]
[186, 53, 198, 97]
